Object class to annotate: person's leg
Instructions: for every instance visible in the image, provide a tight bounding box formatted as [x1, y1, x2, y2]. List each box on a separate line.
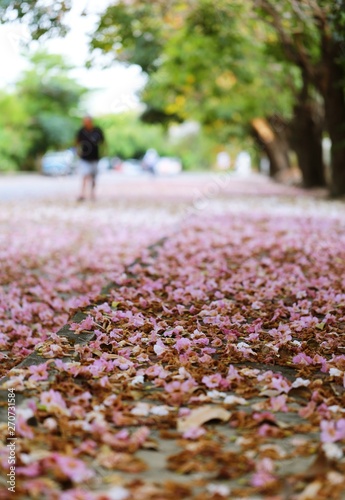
[77, 175, 87, 201]
[90, 174, 96, 200]
[78, 175, 88, 201]
[78, 160, 91, 201]
[90, 162, 98, 201]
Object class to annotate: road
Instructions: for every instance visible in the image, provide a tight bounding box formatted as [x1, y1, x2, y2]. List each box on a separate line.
[0, 170, 305, 203]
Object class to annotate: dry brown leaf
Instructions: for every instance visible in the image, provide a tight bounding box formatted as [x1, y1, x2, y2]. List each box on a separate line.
[304, 448, 334, 478]
[177, 405, 231, 432]
[98, 450, 147, 472]
[297, 480, 322, 499]
[103, 473, 125, 485]
[259, 389, 280, 397]
[141, 438, 159, 450]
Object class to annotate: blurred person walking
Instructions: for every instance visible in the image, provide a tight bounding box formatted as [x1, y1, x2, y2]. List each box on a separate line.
[76, 116, 104, 201]
[216, 151, 231, 171]
[142, 148, 159, 175]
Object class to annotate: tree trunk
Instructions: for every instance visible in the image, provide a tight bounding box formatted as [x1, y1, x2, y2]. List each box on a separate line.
[290, 99, 325, 188]
[322, 60, 345, 196]
[253, 0, 345, 194]
[251, 117, 291, 178]
[316, 40, 345, 196]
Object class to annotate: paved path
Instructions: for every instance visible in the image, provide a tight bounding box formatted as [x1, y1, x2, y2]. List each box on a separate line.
[1, 173, 345, 499]
[0, 171, 310, 202]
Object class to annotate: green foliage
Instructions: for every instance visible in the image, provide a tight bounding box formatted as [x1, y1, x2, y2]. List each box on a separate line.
[90, 0, 345, 180]
[0, 41, 214, 171]
[0, 50, 87, 171]
[97, 113, 166, 159]
[0, 0, 71, 38]
[17, 51, 87, 114]
[91, 2, 164, 73]
[92, 0, 296, 146]
[15, 50, 87, 167]
[2, 0, 344, 174]
[0, 92, 31, 171]
[330, 0, 345, 71]
[96, 112, 214, 170]
[170, 130, 215, 170]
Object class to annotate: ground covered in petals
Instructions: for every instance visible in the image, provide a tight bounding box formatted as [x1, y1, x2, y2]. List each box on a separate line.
[0, 200, 177, 377]
[1, 175, 345, 499]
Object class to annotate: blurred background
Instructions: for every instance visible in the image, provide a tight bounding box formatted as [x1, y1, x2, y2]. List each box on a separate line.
[0, 0, 344, 194]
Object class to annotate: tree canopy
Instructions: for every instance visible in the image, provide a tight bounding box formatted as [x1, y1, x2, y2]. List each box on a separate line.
[0, 50, 87, 171]
[91, 0, 345, 192]
[92, 0, 297, 136]
[16, 50, 87, 167]
[0, 0, 71, 38]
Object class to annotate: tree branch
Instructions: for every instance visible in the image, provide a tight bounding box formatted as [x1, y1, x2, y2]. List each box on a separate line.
[254, 0, 316, 81]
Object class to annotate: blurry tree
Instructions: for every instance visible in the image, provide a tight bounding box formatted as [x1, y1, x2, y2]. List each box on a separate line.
[2, 0, 345, 189]
[254, 9, 325, 187]
[16, 50, 87, 169]
[92, 0, 297, 177]
[97, 112, 214, 169]
[254, 0, 345, 194]
[98, 112, 169, 159]
[0, 92, 31, 171]
[91, 0, 345, 191]
[90, 1, 165, 73]
[0, 0, 71, 38]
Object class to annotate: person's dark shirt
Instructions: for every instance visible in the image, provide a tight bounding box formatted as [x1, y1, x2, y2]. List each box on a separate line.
[76, 126, 104, 161]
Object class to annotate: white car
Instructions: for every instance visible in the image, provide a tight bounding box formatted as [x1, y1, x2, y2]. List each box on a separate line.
[154, 157, 182, 175]
[119, 159, 143, 176]
[41, 150, 77, 176]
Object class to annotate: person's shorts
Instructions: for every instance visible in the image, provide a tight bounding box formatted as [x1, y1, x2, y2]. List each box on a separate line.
[78, 159, 99, 178]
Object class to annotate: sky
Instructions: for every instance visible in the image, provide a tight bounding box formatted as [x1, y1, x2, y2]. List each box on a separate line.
[0, 0, 146, 115]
